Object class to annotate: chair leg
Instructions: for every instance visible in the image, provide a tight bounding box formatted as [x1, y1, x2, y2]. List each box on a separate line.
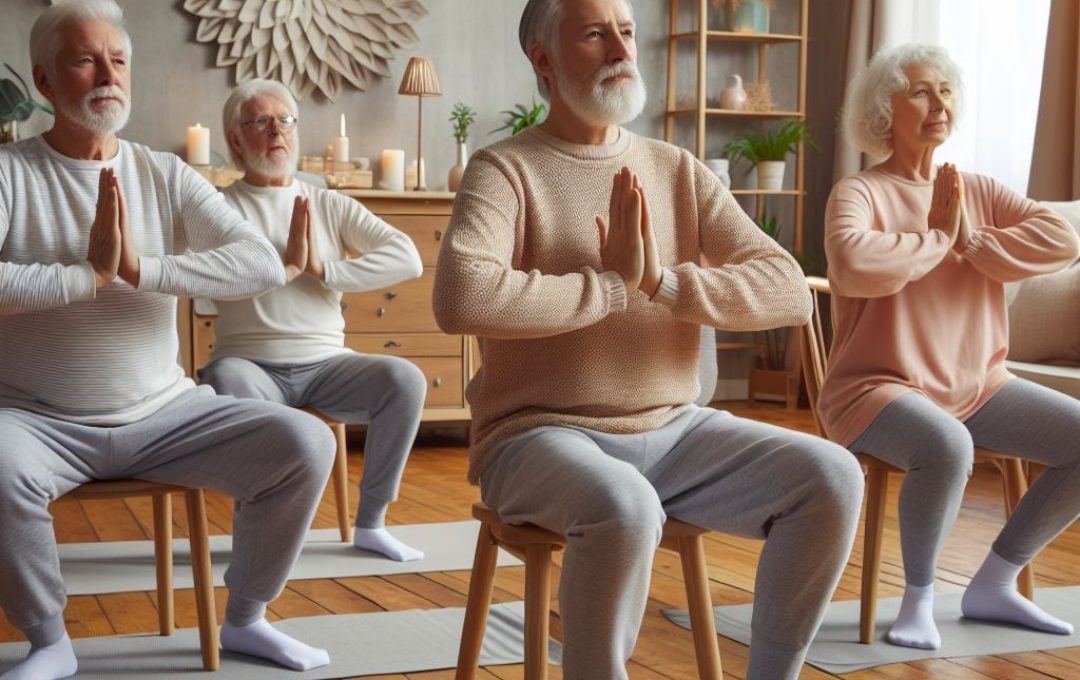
[152, 493, 175, 636]
[330, 423, 353, 543]
[455, 523, 501, 680]
[678, 534, 723, 680]
[1000, 458, 1035, 600]
[524, 543, 553, 680]
[860, 466, 889, 644]
[186, 489, 220, 671]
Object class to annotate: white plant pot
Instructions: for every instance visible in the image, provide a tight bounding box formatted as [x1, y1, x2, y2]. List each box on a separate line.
[755, 161, 785, 192]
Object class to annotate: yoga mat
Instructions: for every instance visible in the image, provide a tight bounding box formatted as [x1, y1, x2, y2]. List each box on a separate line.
[60, 521, 519, 596]
[663, 586, 1080, 674]
[0, 602, 562, 679]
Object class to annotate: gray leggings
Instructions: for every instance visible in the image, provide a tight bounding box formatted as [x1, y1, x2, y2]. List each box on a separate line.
[850, 379, 1080, 587]
[200, 352, 426, 528]
[0, 386, 336, 645]
[481, 405, 864, 680]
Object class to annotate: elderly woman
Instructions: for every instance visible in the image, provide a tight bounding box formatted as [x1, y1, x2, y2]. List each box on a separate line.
[822, 43, 1080, 650]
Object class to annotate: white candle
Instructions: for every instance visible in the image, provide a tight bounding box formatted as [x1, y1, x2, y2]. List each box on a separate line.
[333, 114, 350, 164]
[405, 159, 426, 190]
[381, 149, 405, 192]
[186, 123, 210, 165]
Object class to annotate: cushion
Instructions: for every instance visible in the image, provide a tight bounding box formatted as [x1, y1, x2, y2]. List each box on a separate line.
[1006, 200, 1080, 365]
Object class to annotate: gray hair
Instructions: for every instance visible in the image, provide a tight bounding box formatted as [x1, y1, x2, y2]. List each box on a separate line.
[841, 43, 965, 159]
[222, 79, 299, 170]
[30, 0, 132, 78]
[518, 0, 566, 101]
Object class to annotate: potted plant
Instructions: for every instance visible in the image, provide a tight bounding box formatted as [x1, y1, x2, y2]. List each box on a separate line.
[722, 119, 814, 192]
[0, 64, 53, 144]
[747, 213, 799, 408]
[447, 102, 476, 191]
[492, 100, 546, 137]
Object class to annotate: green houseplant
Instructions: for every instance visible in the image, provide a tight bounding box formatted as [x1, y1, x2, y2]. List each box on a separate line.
[722, 119, 814, 191]
[492, 100, 546, 136]
[448, 102, 477, 191]
[1, 64, 53, 144]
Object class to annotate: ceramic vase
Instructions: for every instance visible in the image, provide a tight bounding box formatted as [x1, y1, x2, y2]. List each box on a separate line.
[755, 160, 785, 191]
[705, 158, 732, 189]
[719, 75, 747, 111]
[448, 142, 468, 192]
[733, 0, 770, 33]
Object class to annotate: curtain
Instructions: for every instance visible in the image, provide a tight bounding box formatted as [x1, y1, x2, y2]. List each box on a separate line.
[1028, 0, 1080, 200]
[833, 0, 941, 181]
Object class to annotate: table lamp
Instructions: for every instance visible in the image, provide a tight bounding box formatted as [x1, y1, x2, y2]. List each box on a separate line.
[398, 57, 441, 191]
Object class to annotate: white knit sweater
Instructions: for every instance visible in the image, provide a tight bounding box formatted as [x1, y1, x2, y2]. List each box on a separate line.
[0, 136, 285, 424]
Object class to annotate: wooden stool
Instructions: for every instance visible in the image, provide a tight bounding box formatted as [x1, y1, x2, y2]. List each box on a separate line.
[455, 502, 722, 680]
[59, 480, 219, 670]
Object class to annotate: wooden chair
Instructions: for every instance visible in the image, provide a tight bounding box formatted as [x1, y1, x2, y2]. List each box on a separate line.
[455, 502, 722, 680]
[799, 276, 1034, 645]
[190, 308, 353, 543]
[58, 480, 219, 670]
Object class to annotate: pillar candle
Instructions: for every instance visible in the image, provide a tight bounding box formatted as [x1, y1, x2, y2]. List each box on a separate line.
[186, 123, 210, 165]
[381, 149, 405, 192]
[333, 114, 350, 164]
[405, 159, 426, 190]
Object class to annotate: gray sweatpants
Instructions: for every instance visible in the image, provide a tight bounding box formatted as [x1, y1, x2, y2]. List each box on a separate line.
[480, 405, 864, 680]
[851, 379, 1080, 587]
[0, 385, 336, 646]
[199, 352, 426, 528]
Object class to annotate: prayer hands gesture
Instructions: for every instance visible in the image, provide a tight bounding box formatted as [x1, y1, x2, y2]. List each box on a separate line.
[596, 167, 662, 298]
[928, 163, 963, 249]
[87, 168, 139, 289]
[283, 196, 323, 282]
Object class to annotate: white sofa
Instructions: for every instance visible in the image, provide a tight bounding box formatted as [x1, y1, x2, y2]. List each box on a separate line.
[1004, 200, 1080, 399]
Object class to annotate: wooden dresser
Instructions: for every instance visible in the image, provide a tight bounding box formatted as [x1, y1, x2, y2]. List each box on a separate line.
[182, 190, 475, 422]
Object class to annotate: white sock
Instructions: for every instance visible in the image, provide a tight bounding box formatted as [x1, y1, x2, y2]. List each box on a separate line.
[220, 618, 330, 671]
[961, 550, 1073, 634]
[0, 633, 77, 680]
[353, 527, 425, 562]
[886, 583, 941, 649]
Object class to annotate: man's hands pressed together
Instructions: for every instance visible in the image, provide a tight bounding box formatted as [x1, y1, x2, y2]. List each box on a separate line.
[596, 167, 662, 299]
[283, 195, 324, 282]
[87, 168, 139, 289]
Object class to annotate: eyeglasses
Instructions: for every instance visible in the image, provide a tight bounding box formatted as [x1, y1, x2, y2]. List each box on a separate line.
[240, 114, 298, 132]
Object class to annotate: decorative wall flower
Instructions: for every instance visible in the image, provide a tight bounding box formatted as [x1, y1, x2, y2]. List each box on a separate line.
[181, 0, 428, 101]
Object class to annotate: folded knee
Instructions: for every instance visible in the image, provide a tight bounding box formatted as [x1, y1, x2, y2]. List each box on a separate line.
[571, 479, 665, 546]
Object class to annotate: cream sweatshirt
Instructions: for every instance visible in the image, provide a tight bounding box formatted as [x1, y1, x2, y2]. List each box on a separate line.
[209, 180, 423, 364]
[821, 166, 1079, 447]
[433, 127, 812, 482]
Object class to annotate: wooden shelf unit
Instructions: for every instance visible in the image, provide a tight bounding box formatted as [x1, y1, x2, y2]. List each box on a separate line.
[664, 0, 809, 253]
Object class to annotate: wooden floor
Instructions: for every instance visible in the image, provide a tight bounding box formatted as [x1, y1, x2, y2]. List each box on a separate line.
[3, 401, 1079, 679]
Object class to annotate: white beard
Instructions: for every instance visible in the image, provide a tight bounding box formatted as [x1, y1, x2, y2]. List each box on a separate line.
[244, 143, 298, 179]
[62, 86, 131, 136]
[556, 61, 647, 127]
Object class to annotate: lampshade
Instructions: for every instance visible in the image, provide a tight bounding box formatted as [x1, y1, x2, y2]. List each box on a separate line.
[398, 57, 442, 96]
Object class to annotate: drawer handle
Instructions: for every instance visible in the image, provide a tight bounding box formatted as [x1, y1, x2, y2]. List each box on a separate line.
[340, 301, 349, 312]
[433, 377, 442, 388]
[384, 341, 402, 349]
[385, 291, 397, 300]
[377, 307, 386, 318]
[434, 229, 443, 241]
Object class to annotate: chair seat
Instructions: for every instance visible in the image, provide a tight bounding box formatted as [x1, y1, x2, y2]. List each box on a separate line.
[65, 479, 192, 499]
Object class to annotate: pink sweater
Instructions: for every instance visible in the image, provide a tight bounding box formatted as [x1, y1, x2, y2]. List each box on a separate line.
[434, 128, 811, 483]
[821, 167, 1079, 447]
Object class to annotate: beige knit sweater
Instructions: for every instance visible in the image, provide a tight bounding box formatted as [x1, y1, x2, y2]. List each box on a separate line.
[433, 127, 811, 483]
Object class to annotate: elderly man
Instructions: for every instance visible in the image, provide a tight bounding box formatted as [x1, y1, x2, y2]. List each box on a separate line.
[432, 1, 865, 679]
[0, 2, 337, 678]
[199, 79, 427, 562]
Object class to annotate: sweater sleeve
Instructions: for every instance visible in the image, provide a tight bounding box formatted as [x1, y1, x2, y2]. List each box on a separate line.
[320, 190, 423, 293]
[432, 154, 627, 339]
[137, 159, 286, 299]
[652, 155, 811, 330]
[959, 174, 1079, 282]
[0, 159, 97, 316]
[825, 175, 953, 298]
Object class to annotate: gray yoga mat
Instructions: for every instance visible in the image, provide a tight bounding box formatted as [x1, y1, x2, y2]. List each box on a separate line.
[60, 521, 520, 595]
[663, 586, 1080, 674]
[0, 601, 562, 679]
